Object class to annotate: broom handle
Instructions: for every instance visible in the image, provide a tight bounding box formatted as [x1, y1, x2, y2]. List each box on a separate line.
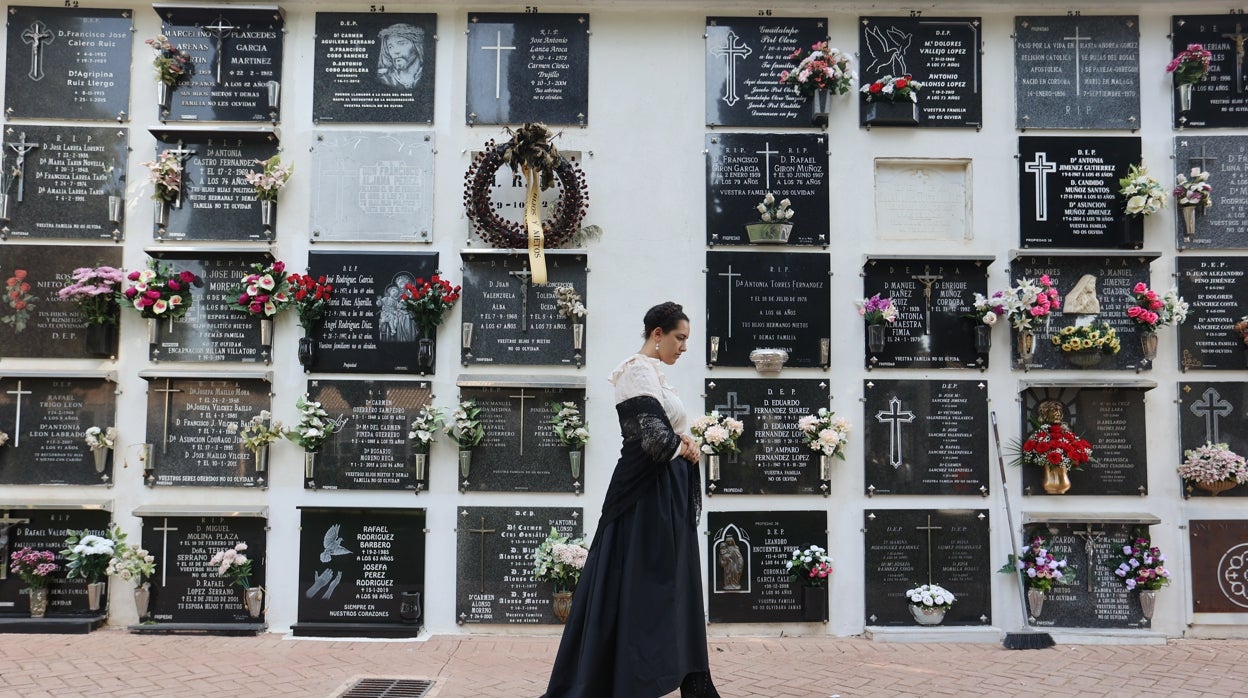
[991, 411, 1032, 622]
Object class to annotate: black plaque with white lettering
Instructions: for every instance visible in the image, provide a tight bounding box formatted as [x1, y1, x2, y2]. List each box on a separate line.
[2, 126, 128, 241]
[313, 13, 436, 124]
[143, 377, 270, 488]
[858, 17, 982, 128]
[705, 251, 830, 369]
[1018, 136, 1143, 249]
[1014, 16, 1140, 130]
[1174, 137, 1248, 249]
[465, 13, 589, 126]
[703, 379, 830, 496]
[863, 379, 989, 496]
[4, 6, 132, 121]
[1179, 382, 1248, 497]
[1177, 256, 1248, 371]
[705, 17, 828, 128]
[863, 509, 991, 626]
[456, 507, 581, 625]
[307, 250, 439, 374]
[140, 514, 267, 624]
[295, 507, 426, 633]
[1020, 386, 1150, 496]
[1021, 522, 1148, 628]
[457, 385, 584, 493]
[151, 130, 278, 242]
[705, 133, 829, 247]
[0, 377, 115, 486]
[306, 379, 432, 492]
[148, 252, 270, 364]
[0, 508, 111, 616]
[706, 510, 826, 623]
[461, 251, 587, 367]
[155, 5, 284, 123]
[1171, 16, 1248, 129]
[861, 257, 992, 369]
[0, 245, 122, 359]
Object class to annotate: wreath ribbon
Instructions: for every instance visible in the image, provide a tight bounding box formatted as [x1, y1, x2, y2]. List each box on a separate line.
[522, 165, 548, 284]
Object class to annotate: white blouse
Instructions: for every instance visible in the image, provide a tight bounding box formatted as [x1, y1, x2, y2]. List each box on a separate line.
[607, 353, 689, 434]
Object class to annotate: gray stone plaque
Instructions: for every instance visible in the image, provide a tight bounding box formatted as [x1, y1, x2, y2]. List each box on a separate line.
[456, 383, 585, 493]
[0, 376, 116, 486]
[705, 17, 828, 128]
[143, 376, 270, 488]
[465, 13, 590, 126]
[1177, 256, 1248, 371]
[0, 244, 123, 359]
[306, 379, 433, 492]
[310, 130, 434, 242]
[1174, 136, 1248, 249]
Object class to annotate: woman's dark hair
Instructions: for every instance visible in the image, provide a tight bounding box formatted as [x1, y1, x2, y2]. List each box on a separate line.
[642, 302, 688, 339]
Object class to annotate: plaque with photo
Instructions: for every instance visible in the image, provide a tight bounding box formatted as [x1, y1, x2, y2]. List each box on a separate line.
[705, 16, 828, 128]
[1177, 256, 1248, 371]
[1021, 520, 1150, 628]
[0, 376, 116, 486]
[1171, 16, 1248, 129]
[4, 6, 132, 121]
[863, 379, 988, 496]
[705, 133, 829, 247]
[461, 251, 587, 367]
[148, 252, 271, 364]
[294, 507, 426, 635]
[465, 13, 589, 126]
[139, 513, 267, 624]
[143, 376, 270, 488]
[0, 245, 123, 359]
[456, 506, 581, 624]
[0, 507, 112, 617]
[1018, 136, 1143, 249]
[702, 379, 831, 496]
[155, 5, 285, 123]
[457, 383, 585, 493]
[1178, 382, 1248, 498]
[706, 510, 827, 623]
[307, 250, 439, 374]
[310, 130, 435, 243]
[1020, 385, 1151, 496]
[861, 257, 992, 369]
[306, 379, 432, 492]
[1189, 520, 1248, 613]
[1173, 136, 1248, 249]
[858, 16, 982, 128]
[151, 130, 279, 242]
[1014, 16, 1140, 130]
[313, 13, 436, 124]
[1, 126, 128, 241]
[705, 250, 830, 369]
[863, 509, 991, 626]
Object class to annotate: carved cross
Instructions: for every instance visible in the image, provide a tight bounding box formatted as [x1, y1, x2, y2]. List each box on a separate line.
[481, 30, 516, 100]
[464, 515, 496, 594]
[201, 16, 239, 85]
[711, 30, 752, 107]
[20, 20, 54, 82]
[4, 380, 33, 448]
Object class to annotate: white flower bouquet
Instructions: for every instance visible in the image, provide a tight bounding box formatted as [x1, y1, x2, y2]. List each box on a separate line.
[906, 583, 956, 610]
[408, 405, 446, 451]
[83, 426, 117, 452]
[1119, 163, 1166, 217]
[796, 408, 851, 459]
[691, 411, 745, 455]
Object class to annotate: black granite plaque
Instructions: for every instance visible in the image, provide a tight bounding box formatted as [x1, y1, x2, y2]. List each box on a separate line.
[2, 126, 128, 241]
[1014, 16, 1140, 130]
[313, 13, 436, 124]
[151, 130, 279, 242]
[143, 376, 270, 488]
[0, 245, 122, 359]
[863, 509, 991, 626]
[1177, 256, 1248, 371]
[457, 385, 585, 493]
[863, 379, 988, 496]
[461, 251, 587, 367]
[307, 250, 439, 374]
[1190, 519, 1248, 612]
[1010, 253, 1160, 371]
[306, 380, 432, 491]
[465, 13, 589, 126]
[706, 510, 826, 623]
[1174, 137, 1248, 249]
[861, 258, 992, 369]
[0, 377, 115, 486]
[858, 16, 982, 128]
[0, 508, 111, 617]
[705, 17, 828, 128]
[140, 514, 267, 624]
[1022, 522, 1148, 628]
[703, 379, 830, 496]
[705, 133, 829, 247]
[705, 250, 830, 369]
[148, 252, 271, 364]
[295, 507, 426, 630]
[156, 5, 284, 123]
[456, 507, 581, 624]
[1018, 136, 1143, 249]
[4, 7, 132, 121]
[1020, 386, 1150, 496]
[1171, 16, 1248, 129]
[1179, 382, 1248, 498]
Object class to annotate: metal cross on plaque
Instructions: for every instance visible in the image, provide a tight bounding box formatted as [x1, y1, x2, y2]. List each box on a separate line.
[0, 511, 32, 580]
[711, 30, 752, 107]
[152, 518, 178, 587]
[4, 380, 33, 448]
[509, 389, 536, 456]
[1224, 23, 1248, 94]
[163, 140, 197, 209]
[1072, 524, 1105, 592]
[465, 514, 496, 594]
[20, 20, 54, 82]
[915, 514, 943, 585]
[1191, 387, 1234, 444]
[508, 268, 533, 332]
[717, 265, 741, 339]
[481, 30, 516, 100]
[201, 16, 239, 85]
[7, 132, 41, 203]
[151, 379, 184, 455]
[911, 267, 944, 336]
[755, 141, 779, 191]
[875, 396, 915, 468]
[1062, 26, 1093, 97]
[1025, 152, 1058, 222]
[1188, 143, 1219, 173]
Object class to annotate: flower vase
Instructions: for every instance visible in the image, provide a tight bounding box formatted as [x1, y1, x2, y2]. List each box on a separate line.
[297, 336, 316, 369]
[572, 322, 584, 353]
[1181, 205, 1197, 240]
[811, 87, 830, 128]
[1139, 589, 1158, 621]
[92, 447, 109, 473]
[909, 604, 945, 625]
[801, 585, 828, 622]
[413, 449, 428, 481]
[87, 581, 107, 611]
[1178, 82, 1194, 113]
[108, 195, 123, 226]
[304, 451, 317, 482]
[157, 81, 172, 112]
[867, 324, 886, 354]
[1197, 479, 1238, 496]
[569, 450, 582, 479]
[1016, 329, 1036, 365]
[154, 201, 170, 229]
[134, 583, 151, 620]
[399, 591, 422, 624]
[866, 100, 920, 126]
[819, 454, 832, 480]
[1042, 464, 1072, 495]
[1140, 331, 1159, 363]
[0, 193, 12, 222]
[251, 445, 268, 473]
[459, 449, 473, 478]
[147, 317, 160, 345]
[28, 587, 49, 618]
[552, 590, 574, 623]
[243, 586, 264, 619]
[745, 222, 793, 244]
[417, 336, 435, 373]
[705, 453, 721, 481]
[260, 199, 275, 229]
[84, 322, 115, 357]
[259, 318, 273, 348]
[974, 325, 993, 354]
[1026, 588, 1046, 620]
[1065, 348, 1104, 368]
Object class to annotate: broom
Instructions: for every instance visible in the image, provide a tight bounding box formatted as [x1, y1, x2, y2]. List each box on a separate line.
[990, 411, 1056, 650]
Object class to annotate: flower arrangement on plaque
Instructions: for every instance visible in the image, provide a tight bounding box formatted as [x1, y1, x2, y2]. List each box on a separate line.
[746, 192, 795, 245]
[1174, 167, 1213, 240]
[144, 35, 192, 111]
[533, 527, 590, 624]
[1014, 410, 1094, 495]
[244, 155, 293, 230]
[58, 266, 125, 356]
[1118, 163, 1167, 218]
[779, 41, 854, 127]
[59, 530, 115, 612]
[856, 293, 898, 355]
[0, 429, 9, 447]
[904, 583, 955, 626]
[140, 150, 184, 229]
[8, 548, 58, 618]
[860, 74, 922, 126]
[121, 261, 200, 343]
[106, 528, 157, 622]
[787, 544, 832, 622]
[1002, 275, 1061, 365]
[1111, 535, 1171, 622]
[968, 290, 1006, 355]
[691, 411, 745, 481]
[550, 401, 589, 479]
[1167, 43, 1212, 113]
[286, 394, 347, 488]
[227, 260, 292, 346]
[209, 542, 263, 619]
[2, 269, 35, 334]
[400, 275, 462, 373]
[1180, 442, 1248, 496]
[1050, 321, 1121, 368]
[1125, 282, 1188, 363]
[229, 411, 283, 479]
[796, 408, 851, 481]
[555, 285, 587, 362]
[408, 404, 445, 487]
[446, 399, 485, 479]
[288, 272, 334, 369]
[998, 534, 1069, 620]
[83, 426, 117, 475]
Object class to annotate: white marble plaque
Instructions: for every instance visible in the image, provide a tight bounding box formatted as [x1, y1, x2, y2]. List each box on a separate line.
[874, 159, 972, 241]
[310, 130, 435, 242]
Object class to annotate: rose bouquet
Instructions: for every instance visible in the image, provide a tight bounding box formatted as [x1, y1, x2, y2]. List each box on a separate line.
[861, 74, 922, 103]
[244, 155, 293, 201]
[284, 394, 346, 452]
[780, 41, 853, 97]
[2, 269, 35, 333]
[446, 400, 485, 449]
[1126, 282, 1188, 331]
[755, 192, 794, 223]
[84, 426, 117, 452]
[58, 266, 125, 325]
[1119, 163, 1167, 217]
[550, 402, 589, 449]
[287, 273, 334, 332]
[1168, 43, 1213, 85]
[796, 408, 851, 460]
[1179, 442, 1248, 486]
[1000, 535, 1069, 592]
[59, 530, 115, 583]
[857, 294, 898, 326]
[1003, 275, 1061, 330]
[145, 35, 192, 86]
[140, 150, 184, 204]
[408, 405, 446, 451]
[1175, 168, 1213, 210]
[107, 538, 156, 587]
[209, 542, 254, 589]
[227, 260, 292, 318]
[121, 260, 198, 319]
[533, 527, 590, 592]
[9, 548, 58, 590]
[787, 545, 833, 587]
[1112, 536, 1171, 591]
[1017, 421, 1094, 471]
[401, 275, 462, 337]
[1050, 322, 1121, 357]
[691, 411, 745, 455]
[968, 291, 1007, 327]
[905, 583, 955, 610]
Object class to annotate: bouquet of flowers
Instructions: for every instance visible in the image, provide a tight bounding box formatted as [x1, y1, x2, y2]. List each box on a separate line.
[227, 260, 292, 318]
[1112, 536, 1171, 591]
[780, 41, 853, 97]
[59, 530, 115, 583]
[57, 266, 125, 325]
[1119, 163, 1166, 217]
[145, 35, 192, 86]
[284, 394, 345, 452]
[446, 400, 485, 449]
[401, 275, 462, 337]
[244, 155, 293, 201]
[1126, 282, 1188, 331]
[787, 545, 833, 587]
[905, 583, 955, 610]
[0, 430, 9, 447]
[550, 402, 589, 449]
[3, 269, 35, 333]
[1000, 535, 1069, 592]
[408, 405, 445, 451]
[1235, 316, 1248, 348]
[755, 192, 794, 223]
[856, 294, 898, 325]
[555, 286, 586, 325]
[209, 542, 254, 589]
[121, 260, 198, 319]
[230, 411, 283, 452]
[1003, 275, 1061, 330]
[691, 411, 745, 455]
[1175, 168, 1213, 210]
[1051, 322, 1121, 356]
[287, 273, 334, 332]
[861, 74, 922, 103]
[1168, 43, 1213, 85]
[83, 426, 117, 452]
[533, 527, 590, 592]
[969, 291, 1006, 327]
[106, 528, 156, 587]
[1017, 420, 1094, 471]
[1179, 442, 1248, 486]
[9, 548, 58, 589]
[796, 408, 852, 459]
[140, 150, 184, 204]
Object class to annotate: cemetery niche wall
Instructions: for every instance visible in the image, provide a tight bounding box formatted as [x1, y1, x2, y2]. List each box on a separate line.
[0, 503, 112, 629]
[706, 510, 828, 623]
[0, 374, 117, 486]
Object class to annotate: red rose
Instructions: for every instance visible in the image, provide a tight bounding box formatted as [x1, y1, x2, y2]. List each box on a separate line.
[1047, 451, 1063, 465]
[870, 83, 883, 93]
[14, 270, 26, 279]
[895, 78, 908, 89]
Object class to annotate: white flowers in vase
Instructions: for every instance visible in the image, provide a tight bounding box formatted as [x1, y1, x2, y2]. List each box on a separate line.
[755, 192, 794, 223]
[906, 583, 956, 610]
[691, 411, 745, 455]
[408, 405, 446, 451]
[83, 426, 117, 452]
[796, 408, 851, 459]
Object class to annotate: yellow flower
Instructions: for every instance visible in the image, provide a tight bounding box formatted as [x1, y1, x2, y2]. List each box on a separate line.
[1061, 342, 1072, 352]
[1089, 330, 1101, 340]
[1051, 336, 1062, 346]
[1061, 326, 1076, 336]
[1081, 339, 1093, 349]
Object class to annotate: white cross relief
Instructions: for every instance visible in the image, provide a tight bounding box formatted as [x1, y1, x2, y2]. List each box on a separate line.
[481, 30, 516, 100]
[509, 389, 535, 456]
[717, 265, 741, 339]
[4, 381, 33, 448]
[1025, 152, 1058, 222]
[20, 20, 54, 82]
[755, 141, 779, 191]
[152, 518, 178, 587]
[1191, 387, 1234, 444]
[1062, 26, 1093, 97]
[711, 30, 752, 107]
[875, 396, 915, 468]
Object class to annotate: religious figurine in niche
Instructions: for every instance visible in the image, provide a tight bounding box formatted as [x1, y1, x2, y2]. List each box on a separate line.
[1063, 274, 1100, 315]
[377, 24, 427, 90]
[377, 274, 417, 343]
[718, 533, 745, 591]
[1037, 399, 1065, 426]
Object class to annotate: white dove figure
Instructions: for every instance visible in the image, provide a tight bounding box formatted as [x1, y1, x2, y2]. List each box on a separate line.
[864, 25, 912, 77]
[319, 523, 352, 563]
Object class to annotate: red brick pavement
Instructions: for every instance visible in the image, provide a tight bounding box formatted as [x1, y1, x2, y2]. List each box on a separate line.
[0, 632, 1244, 697]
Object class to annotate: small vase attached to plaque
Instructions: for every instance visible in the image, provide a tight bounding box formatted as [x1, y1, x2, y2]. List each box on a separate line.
[1177, 82, 1193, 113]
[260, 199, 275, 229]
[811, 88, 830, 128]
[867, 324, 886, 354]
[1180, 205, 1197, 240]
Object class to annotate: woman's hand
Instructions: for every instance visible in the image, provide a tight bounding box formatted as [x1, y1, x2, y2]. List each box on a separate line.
[679, 434, 701, 463]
